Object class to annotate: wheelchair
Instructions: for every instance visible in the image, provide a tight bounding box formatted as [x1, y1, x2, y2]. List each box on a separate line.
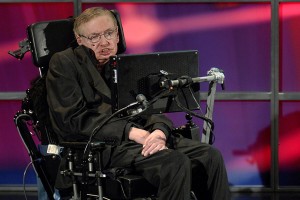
[10, 9, 224, 200]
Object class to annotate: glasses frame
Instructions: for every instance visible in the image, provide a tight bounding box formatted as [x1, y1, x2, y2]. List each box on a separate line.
[79, 27, 118, 43]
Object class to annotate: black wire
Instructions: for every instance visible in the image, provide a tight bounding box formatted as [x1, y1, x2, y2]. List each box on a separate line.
[188, 86, 202, 113]
[23, 161, 34, 200]
[176, 84, 216, 144]
[83, 100, 143, 157]
[116, 178, 128, 199]
[174, 95, 214, 132]
[179, 87, 190, 110]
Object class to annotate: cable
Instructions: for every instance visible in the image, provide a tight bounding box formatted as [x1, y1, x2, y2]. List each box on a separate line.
[116, 178, 128, 199]
[23, 161, 34, 200]
[174, 95, 215, 133]
[174, 84, 216, 144]
[83, 100, 142, 157]
[188, 86, 203, 114]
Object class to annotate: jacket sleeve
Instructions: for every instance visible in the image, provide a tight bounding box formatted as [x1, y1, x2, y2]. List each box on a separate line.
[127, 114, 174, 140]
[144, 114, 174, 139]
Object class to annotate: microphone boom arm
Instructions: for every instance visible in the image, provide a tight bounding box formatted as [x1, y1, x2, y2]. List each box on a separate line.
[160, 67, 225, 89]
[160, 67, 225, 145]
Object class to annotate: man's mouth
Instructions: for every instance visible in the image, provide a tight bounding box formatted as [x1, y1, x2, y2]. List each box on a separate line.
[100, 48, 111, 56]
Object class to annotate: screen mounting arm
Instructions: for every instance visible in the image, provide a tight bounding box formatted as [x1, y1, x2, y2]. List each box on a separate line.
[201, 68, 225, 144]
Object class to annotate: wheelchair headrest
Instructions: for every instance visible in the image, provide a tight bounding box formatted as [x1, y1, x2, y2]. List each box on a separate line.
[27, 18, 76, 72]
[27, 10, 126, 75]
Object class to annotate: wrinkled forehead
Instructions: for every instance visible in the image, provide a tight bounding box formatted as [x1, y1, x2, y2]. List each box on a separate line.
[78, 15, 116, 36]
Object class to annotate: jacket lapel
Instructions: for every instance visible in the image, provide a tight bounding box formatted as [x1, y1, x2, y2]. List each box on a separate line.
[74, 45, 111, 100]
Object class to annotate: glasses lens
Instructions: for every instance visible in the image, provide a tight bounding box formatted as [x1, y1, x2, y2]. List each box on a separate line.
[85, 27, 117, 43]
[91, 36, 100, 43]
[104, 28, 117, 40]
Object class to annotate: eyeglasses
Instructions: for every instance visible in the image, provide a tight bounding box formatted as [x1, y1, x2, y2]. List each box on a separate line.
[79, 27, 118, 43]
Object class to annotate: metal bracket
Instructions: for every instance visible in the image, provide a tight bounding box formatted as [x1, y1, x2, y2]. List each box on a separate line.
[8, 38, 30, 60]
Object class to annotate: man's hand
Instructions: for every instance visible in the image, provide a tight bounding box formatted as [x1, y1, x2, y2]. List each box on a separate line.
[141, 130, 168, 157]
[128, 127, 150, 145]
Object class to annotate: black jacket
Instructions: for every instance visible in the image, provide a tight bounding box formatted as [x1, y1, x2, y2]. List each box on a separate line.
[46, 45, 173, 145]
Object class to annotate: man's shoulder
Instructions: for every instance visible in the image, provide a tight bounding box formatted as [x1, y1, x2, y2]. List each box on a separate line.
[52, 46, 75, 57]
[49, 45, 94, 70]
[48, 47, 78, 74]
[54, 45, 90, 60]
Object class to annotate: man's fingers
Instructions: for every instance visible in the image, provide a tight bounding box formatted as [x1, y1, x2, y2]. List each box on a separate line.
[142, 143, 167, 156]
[142, 143, 155, 156]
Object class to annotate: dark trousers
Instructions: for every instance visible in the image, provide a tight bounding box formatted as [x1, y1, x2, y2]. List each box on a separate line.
[110, 135, 230, 200]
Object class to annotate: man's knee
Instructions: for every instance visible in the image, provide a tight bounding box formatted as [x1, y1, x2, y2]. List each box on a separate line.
[162, 149, 190, 167]
[207, 146, 227, 172]
[209, 146, 224, 161]
[158, 150, 191, 198]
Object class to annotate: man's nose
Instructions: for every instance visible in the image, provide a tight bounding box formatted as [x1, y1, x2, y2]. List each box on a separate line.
[98, 35, 109, 45]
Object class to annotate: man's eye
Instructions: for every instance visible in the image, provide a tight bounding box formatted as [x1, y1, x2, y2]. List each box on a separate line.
[89, 35, 99, 40]
[106, 31, 113, 36]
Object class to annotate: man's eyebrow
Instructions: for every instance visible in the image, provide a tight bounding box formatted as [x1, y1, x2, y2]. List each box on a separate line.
[88, 28, 115, 36]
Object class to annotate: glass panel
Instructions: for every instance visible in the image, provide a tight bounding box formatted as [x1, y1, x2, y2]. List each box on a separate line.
[279, 101, 300, 186]
[0, 3, 73, 91]
[214, 101, 271, 186]
[0, 100, 36, 184]
[168, 100, 271, 186]
[279, 3, 300, 92]
[0, 2, 74, 185]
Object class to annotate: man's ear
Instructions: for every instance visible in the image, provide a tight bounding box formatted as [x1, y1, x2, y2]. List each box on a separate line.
[116, 32, 120, 43]
[76, 35, 83, 45]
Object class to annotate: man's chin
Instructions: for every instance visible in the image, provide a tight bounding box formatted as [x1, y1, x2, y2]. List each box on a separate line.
[97, 58, 110, 65]
[96, 53, 108, 59]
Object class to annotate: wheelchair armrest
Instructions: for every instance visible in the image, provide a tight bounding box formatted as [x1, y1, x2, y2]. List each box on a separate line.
[60, 141, 105, 150]
[172, 125, 201, 141]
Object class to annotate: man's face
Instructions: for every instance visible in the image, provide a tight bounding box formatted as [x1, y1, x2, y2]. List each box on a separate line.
[76, 15, 119, 66]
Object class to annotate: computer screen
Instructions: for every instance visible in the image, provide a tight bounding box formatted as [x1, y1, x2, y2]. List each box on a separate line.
[109, 50, 200, 115]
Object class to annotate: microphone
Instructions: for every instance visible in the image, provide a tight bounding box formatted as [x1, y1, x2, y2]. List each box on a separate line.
[136, 94, 148, 108]
[127, 94, 148, 115]
[159, 76, 194, 88]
